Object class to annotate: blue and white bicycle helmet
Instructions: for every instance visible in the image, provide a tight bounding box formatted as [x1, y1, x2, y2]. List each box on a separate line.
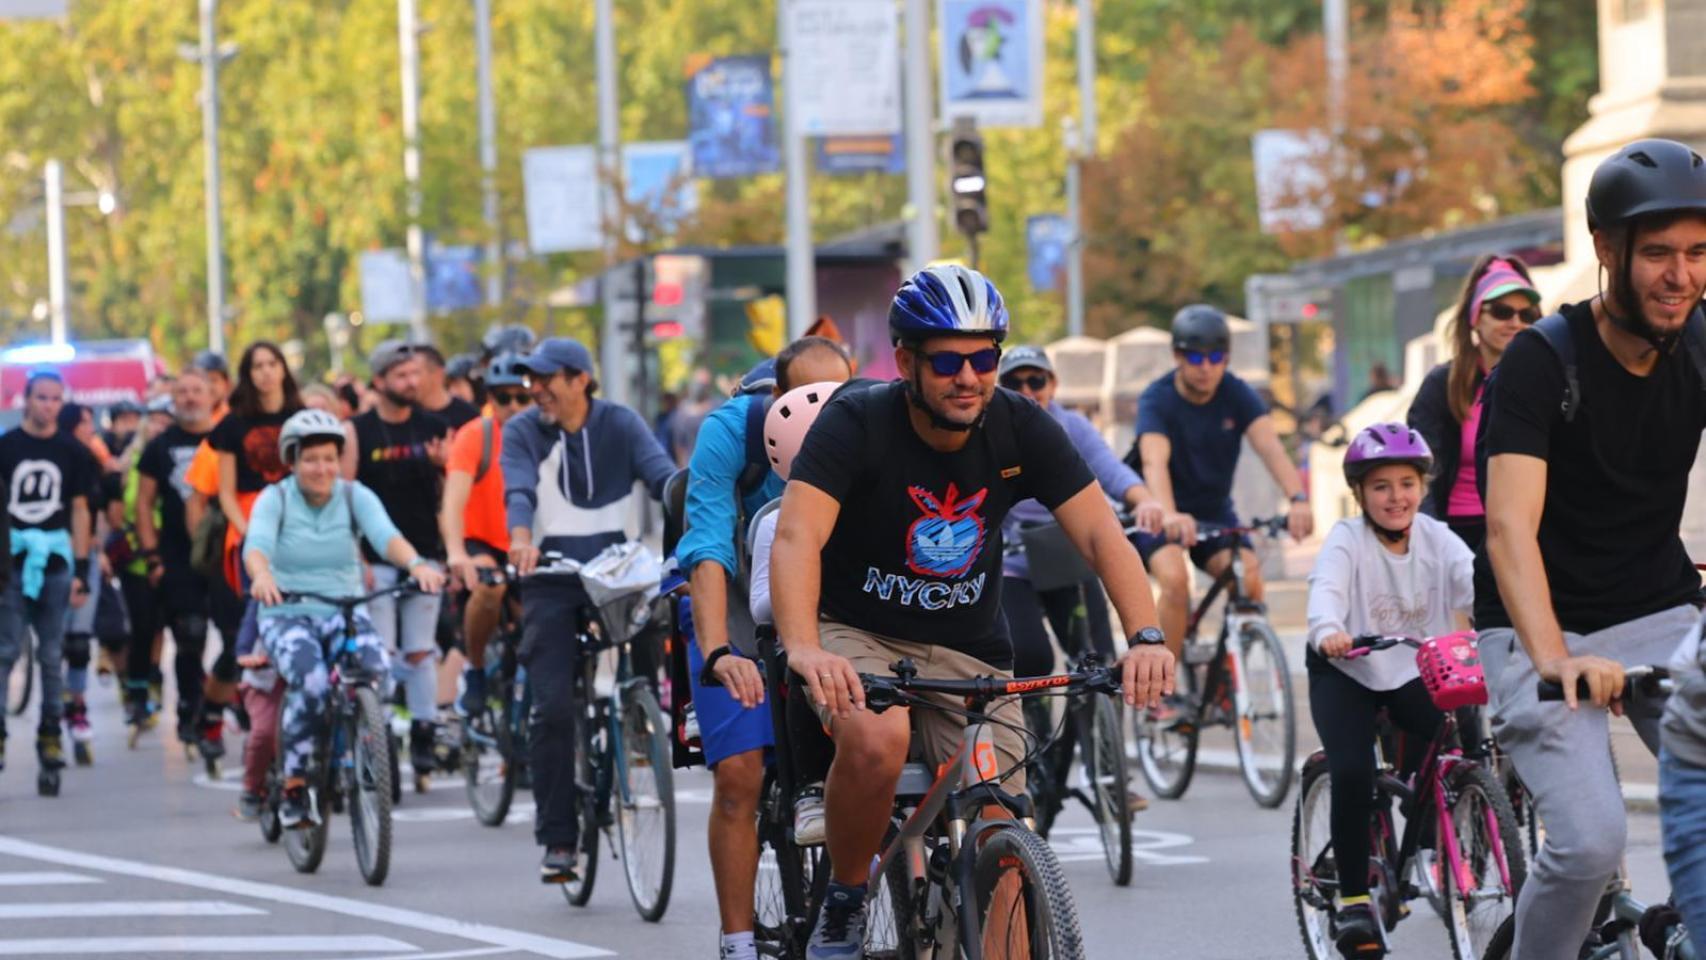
[485, 352, 527, 388]
[888, 265, 1009, 345]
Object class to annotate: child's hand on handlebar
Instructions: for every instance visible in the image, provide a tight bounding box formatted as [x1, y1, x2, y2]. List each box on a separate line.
[1319, 632, 1354, 658]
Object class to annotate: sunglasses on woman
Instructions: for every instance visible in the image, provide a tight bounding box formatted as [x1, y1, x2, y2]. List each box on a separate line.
[1483, 302, 1541, 324]
[490, 389, 532, 407]
[922, 347, 1001, 377]
[1000, 373, 1050, 392]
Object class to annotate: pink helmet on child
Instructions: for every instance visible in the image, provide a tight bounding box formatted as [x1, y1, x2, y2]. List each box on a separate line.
[1342, 422, 1434, 485]
[763, 381, 839, 481]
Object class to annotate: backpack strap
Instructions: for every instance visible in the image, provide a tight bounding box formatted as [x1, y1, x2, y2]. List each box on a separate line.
[1683, 306, 1706, 396]
[736, 394, 772, 497]
[1531, 312, 1579, 423]
[474, 417, 496, 484]
[274, 478, 365, 554]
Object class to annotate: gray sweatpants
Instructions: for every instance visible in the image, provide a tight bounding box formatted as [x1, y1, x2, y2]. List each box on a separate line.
[1481, 604, 1698, 960]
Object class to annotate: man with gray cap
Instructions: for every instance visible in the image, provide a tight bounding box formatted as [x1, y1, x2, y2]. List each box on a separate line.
[500, 337, 674, 884]
[351, 339, 451, 792]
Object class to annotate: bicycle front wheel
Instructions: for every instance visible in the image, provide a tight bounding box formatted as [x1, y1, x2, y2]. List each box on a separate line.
[562, 712, 602, 908]
[463, 689, 517, 827]
[970, 825, 1086, 960]
[1132, 651, 1198, 799]
[615, 683, 676, 922]
[1441, 764, 1526, 960]
[348, 686, 394, 887]
[7, 630, 33, 717]
[1078, 695, 1132, 886]
[1233, 621, 1296, 809]
[1291, 753, 1338, 960]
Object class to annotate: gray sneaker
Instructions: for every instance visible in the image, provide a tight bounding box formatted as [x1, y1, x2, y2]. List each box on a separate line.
[807, 882, 867, 960]
[793, 785, 826, 846]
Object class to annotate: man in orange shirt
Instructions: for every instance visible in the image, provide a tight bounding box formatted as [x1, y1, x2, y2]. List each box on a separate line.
[440, 353, 529, 715]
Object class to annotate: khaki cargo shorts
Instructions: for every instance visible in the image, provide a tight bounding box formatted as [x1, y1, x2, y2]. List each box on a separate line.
[813, 621, 1027, 793]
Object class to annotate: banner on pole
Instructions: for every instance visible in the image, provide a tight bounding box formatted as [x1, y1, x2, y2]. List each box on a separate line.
[938, 0, 1044, 129]
[359, 250, 414, 323]
[685, 54, 780, 179]
[426, 245, 484, 314]
[623, 141, 697, 243]
[815, 135, 906, 175]
[522, 145, 603, 253]
[788, 0, 901, 136]
[1026, 214, 1070, 292]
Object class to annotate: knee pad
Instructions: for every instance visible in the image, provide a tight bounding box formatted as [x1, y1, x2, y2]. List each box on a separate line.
[63, 632, 91, 669]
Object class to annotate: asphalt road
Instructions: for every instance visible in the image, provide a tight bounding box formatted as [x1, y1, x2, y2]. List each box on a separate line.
[0, 676, 1674, 960]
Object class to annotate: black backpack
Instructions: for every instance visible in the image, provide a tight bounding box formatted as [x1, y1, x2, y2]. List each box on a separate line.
[1530, 306, 1706, 423]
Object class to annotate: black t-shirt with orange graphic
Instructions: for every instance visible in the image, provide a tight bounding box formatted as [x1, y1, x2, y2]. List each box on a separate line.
[208, 410, 293, 494]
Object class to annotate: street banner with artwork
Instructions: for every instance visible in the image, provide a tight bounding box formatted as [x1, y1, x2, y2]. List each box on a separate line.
[686, 54, 780, 179]
[938, 0, 1044, 129]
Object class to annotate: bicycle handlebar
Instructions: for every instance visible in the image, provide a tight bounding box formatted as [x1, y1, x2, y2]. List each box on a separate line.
[858, 656, 1123, 714]
[1114, 511, 1289, 543]
[1343, 634, 1424, 660]
[1536, 665, 1673, 703]
[275, 579, 424, 609]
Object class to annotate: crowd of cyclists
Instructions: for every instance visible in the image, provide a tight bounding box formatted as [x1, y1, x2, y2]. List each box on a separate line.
[4, 137, 1706, 960]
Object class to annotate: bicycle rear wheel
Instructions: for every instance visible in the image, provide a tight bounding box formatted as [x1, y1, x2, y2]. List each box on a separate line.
[1479, 915, 1513, 960]
[6, 630, 33, 717]
[258, 762, 283, 845]
[348, 686, 394, 887]
[284, 754, 331, 875]
[970, 825, 1086, 960]
[754, 772, 818, 958]
[1233, 621, 1296, 809]
[1441, 764, 1526, 960]
[1132, 651, 1198, 799]
[1079, 695, 1133, 886]
[615, 683, 675, 922]
[463, 688, 517, 827]
[1291, 753, 1338, 960]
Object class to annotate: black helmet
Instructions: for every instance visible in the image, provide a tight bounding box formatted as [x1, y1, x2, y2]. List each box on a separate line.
[1586, 139, 1706, 232]
[481, 324, 537, 358]
[1171, 304, 1230, 352]
[445, 352, 481, 381]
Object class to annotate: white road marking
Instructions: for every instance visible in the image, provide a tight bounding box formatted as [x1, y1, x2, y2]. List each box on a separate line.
[0, 836, 613, 959]
[0, 900, 265, 919]
[0, 935, 416, 954]
[0, 871, 100, 886]
[351, 948, 517, 960]
[1047, 827, 1209, 866]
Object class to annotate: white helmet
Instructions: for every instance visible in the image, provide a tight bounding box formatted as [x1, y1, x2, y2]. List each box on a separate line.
[279, 408, 346, 465]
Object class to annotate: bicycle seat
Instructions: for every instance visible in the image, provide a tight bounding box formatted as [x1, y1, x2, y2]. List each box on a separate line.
[894, 762, 935, 801]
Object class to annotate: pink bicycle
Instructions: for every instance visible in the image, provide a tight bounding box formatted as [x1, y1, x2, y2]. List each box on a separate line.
[1291, 633, 1527, 960]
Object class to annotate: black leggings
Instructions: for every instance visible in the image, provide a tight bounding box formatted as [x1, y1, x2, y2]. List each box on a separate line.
[120, 572, 160, 700]
[1306, 652, 1443, 898]
[1002, 577, 1115, 679]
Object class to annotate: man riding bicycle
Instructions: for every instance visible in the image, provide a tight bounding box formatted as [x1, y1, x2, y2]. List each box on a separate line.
[242, 409, 446, 828]
[770, 265, 1175, 959]
[1132, 303, 1313, 659]
[1478, 138, 1706, 959]
[501, 337, 674, 885]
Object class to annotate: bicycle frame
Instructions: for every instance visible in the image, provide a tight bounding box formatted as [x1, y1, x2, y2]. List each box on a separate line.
[1181, 556, 1264, 733]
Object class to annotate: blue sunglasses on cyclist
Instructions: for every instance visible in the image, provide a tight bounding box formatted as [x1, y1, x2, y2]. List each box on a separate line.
[1177, 348, 1227, 366]
[919, 347, 1002, 377]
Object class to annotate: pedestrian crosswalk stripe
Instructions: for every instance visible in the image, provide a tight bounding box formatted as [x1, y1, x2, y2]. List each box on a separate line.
[0, 935, 417, 955]
[0, 900, 266, 919]
[0, 872, 100, 886]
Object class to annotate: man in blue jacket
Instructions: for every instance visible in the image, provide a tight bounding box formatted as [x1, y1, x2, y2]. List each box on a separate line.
[503, 338, 675, 884]
[678, 337, 852, 960]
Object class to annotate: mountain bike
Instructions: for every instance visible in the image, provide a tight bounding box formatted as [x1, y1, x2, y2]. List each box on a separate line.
[1481, 666, 1694, 960]
[460, 566, 529, 827]
[1131, 514, 1297, 808]
[1292, 634, 1525, 960]
[1024, 651, 1133, 886]
[542, 545, 677, 924]
[263, 581, 416, 887]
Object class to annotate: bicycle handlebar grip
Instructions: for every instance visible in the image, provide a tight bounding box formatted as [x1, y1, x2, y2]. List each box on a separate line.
[1535, 678, 1586, 702]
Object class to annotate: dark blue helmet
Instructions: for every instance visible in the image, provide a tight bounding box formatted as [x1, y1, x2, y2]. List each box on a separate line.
[888, 264, 1008, 345]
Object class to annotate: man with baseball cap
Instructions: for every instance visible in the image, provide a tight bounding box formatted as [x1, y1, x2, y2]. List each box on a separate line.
[500, 337, 674, 884]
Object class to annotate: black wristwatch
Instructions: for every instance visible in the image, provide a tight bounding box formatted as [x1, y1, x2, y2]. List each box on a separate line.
[700, 644, 734, 686]
[1130, 626, 1166, 648]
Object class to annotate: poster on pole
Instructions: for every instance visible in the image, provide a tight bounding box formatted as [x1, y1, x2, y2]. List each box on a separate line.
[359, 250, 414, 324]
[685, 54, 780, 179]
[522, 145, 603, 253]
[623, 141, 697, 243]
[816, 135, 906, 175]
[788, 0, 901, 136]
[938, 0, 1044, 129]
[1251, 129, 1331, 233]
[1026, 214, 1070, 292]
[426, 245, 484, 314]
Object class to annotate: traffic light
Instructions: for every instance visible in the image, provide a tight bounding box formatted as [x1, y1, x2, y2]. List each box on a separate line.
[949, 117, 988, 238]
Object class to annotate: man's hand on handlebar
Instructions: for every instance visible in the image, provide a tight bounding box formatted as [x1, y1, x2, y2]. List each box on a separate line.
[1120, 644, 1175, 709]
[509, 543, 540, 577]
[1132, 500, 1166, 535]
[1162, 512, 1198, 547]
[1287, 498, 1314, 542]
[1540, 654, 1626, 712]
[713, 653, 766, 710]
[788, 646, 864, 719]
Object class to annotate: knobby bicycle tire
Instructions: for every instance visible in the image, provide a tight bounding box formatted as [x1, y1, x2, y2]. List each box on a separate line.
[1134, 649, 1199, 799]
[1235, 621, 1297, 809]
[1291, 753, 1339, 960]
[1442, 764, 1526, 960]
[284, 748, 332, 875]
[863, 840, 909, 960]
[615, 683, 676, 922]
[1081, 694, 1133, 886]
[349, 686, 394, 887]
[970, 825, 1087, 960]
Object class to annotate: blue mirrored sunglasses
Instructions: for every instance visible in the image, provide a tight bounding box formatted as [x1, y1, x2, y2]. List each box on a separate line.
[1181, 349, 1227, 366]
[924, 347, 1001, 377]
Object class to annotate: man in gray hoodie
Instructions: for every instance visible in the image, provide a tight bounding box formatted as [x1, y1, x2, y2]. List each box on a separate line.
[503, 337, 674, 884]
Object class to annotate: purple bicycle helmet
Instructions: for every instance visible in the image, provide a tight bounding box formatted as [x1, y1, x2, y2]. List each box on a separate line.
[1343, 422, 1434, 485]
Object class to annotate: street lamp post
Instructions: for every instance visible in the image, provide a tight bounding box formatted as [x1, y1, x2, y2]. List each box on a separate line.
[43, 159, 70, 345]
[178, 0, 237, 355]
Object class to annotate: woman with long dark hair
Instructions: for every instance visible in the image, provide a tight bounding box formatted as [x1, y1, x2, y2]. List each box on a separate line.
[200, 341, 303, 766]
[1405, 254, 1542, 553]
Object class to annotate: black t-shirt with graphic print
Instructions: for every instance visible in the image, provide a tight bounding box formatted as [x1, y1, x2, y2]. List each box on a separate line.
[208, 410, 294, 494]
[352, 408, 446, 562]
[789, 382, 1095, 668]
[139, 424, 211, 566]
[0, 428, 93, 535]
